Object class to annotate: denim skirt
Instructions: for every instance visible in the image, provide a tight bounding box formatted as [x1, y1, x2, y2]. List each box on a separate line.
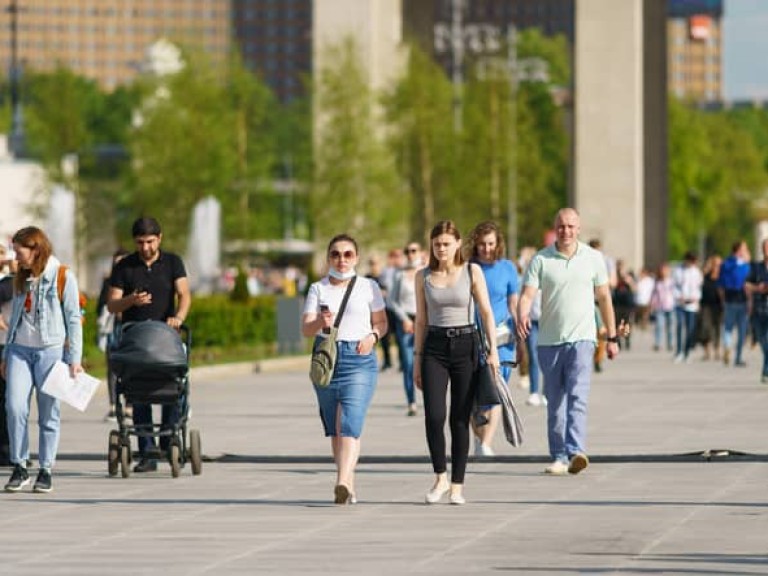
[313, 339, 378, 438]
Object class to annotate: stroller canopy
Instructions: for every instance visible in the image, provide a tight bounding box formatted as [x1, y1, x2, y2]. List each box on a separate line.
[110, 321, 188, 370]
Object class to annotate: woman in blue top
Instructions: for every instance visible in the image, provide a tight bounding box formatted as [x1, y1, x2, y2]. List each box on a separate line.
[468, 221, 519, 457]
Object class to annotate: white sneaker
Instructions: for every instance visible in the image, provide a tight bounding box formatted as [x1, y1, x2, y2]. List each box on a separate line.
[518, 375, 530, 391]
[544, 461, 569, 475]
[540, 394, 548, 406]
[526, 393, 541, 407]
[479, 443, 494, 457]
[673, 354, 684, 364]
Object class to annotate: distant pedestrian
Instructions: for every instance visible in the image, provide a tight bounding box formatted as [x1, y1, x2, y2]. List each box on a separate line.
[378, 248, 403, 371]
[672, 252, 703, 363]
[746, 239, 768, 383]
[96, 248, 129, 422]
[718, 241, 751, 367]
[302, 234, 388, 505]
[467, 221, 519, 456]
[650, 263, 675, 352]
[414, 220, 498, 505]
[612, 260, 635, 349]
[1, 227, 83, 493]
[699, 255, 723, 361]
[518, 208, 619, 476]
[387, 241, 423, 417]
[633, 268, 655, 331]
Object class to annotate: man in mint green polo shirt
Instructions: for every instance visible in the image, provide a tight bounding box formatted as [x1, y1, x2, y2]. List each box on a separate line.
[517, 208, 619, 475]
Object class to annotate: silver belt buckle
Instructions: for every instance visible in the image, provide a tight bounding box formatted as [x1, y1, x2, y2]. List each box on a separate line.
[446, 328, 457, 337]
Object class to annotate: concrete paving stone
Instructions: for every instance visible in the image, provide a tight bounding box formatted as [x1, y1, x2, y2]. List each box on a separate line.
[1, 329, 767, 574]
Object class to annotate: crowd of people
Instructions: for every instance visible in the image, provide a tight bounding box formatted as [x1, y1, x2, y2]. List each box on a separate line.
[10, 207, 764, 504]
[303, 208, 623, 505]
[587, 238, 768, 383]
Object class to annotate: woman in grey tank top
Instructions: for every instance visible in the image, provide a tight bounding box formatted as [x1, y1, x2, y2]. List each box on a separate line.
[413, 220, 499, 505]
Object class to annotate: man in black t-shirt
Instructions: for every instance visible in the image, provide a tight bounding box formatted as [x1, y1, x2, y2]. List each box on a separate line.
[108, 217, 191, 472]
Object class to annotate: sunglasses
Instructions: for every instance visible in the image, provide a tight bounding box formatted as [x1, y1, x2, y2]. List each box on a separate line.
[406, 247, 420, 254]
[330, 250, 355, 259]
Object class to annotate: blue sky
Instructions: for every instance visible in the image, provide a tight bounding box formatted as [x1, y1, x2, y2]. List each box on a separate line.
[723, 0, 768, 100]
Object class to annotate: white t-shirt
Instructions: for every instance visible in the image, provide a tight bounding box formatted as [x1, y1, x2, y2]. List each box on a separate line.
[304, 276, 386, 341]
[634, 276, 655, 307]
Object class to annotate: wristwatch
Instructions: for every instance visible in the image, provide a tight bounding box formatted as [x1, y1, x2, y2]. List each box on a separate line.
[606, 335, 619, 344]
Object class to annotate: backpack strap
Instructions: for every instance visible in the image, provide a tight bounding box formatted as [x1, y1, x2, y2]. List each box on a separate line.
[57, 265, 68, 303]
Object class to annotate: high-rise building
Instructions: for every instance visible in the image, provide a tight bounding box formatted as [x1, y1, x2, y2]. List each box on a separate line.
[233, 0, 312, 103]
[667, 0, 723, 102]
[0, 0, 231, 92]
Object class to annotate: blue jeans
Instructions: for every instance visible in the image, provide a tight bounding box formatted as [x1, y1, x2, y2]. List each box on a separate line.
[394, 319, 415, 405]
[753, 315, 768, 376]
[4, 344, 63, 469]
[722, 302, 748, 363]
[653, 310, 673, 350]
[525, 321, 541, 394]
[313, 340, 378, 438]
[675, 307, 697, 358]
[538, 341, 595, 463]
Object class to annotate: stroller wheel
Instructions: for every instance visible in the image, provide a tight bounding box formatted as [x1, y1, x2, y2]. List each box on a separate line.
[170, 444, 181, 478]
[108, 431, 120, 477]
[189, 429, 202, 476]
[120, 444, 132, 478]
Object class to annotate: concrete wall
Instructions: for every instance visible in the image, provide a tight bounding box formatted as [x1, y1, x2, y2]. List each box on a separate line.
[313, 0, 403, 93]
[574, 0, 645, 270]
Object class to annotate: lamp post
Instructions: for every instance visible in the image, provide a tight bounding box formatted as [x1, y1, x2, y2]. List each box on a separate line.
[7, 0, 25, 155]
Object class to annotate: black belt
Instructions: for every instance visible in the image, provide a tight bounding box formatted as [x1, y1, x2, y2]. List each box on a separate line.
[428, 325, 475, 337]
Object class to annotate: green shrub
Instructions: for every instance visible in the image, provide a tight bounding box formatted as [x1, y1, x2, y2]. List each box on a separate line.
[80, 295, 280, 372]
[185, 294, 277, 347]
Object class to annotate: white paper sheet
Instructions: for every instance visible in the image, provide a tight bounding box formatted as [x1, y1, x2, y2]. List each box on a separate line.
[42, 361, 102, 412]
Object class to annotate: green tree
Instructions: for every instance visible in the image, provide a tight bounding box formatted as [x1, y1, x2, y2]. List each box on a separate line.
[127, 49, 276, 251]
[384, 44, 456, 241]
[313, 37, 404, 248]
[668, 98, 768, 257]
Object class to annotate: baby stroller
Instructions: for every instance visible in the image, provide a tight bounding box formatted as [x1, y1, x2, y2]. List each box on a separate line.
[106, 321, 202, 478]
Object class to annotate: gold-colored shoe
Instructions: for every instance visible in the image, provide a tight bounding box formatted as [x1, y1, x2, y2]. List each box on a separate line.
[568, 453, 589, 475]
[334, 484, 351, 505]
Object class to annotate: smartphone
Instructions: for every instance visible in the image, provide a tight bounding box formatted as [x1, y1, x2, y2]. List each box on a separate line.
[319, 304, 330, 333]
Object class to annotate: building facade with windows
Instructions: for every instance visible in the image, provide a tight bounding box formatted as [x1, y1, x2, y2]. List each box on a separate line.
[667, 0, 723, 102]
[232, 0, 312, 103]
[0, 0, 231, 91]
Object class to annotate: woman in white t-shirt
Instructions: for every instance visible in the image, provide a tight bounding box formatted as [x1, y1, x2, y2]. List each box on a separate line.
[302, 234, 388, 505]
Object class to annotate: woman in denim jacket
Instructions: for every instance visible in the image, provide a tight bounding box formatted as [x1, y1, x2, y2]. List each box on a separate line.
[0, 227, 82, 494]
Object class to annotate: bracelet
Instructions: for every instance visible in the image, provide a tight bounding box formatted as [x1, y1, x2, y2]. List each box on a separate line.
[606, 336, 619, 343]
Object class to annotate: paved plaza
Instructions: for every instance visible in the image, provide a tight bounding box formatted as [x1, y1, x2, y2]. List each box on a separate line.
[1, 329, 767, 574]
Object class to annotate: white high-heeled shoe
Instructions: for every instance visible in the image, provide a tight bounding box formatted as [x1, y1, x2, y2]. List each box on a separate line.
[449, 492, 466, 505]
[425, 483, 449, 504]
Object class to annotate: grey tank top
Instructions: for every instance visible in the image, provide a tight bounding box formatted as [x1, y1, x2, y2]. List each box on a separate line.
[424, 264, 475, 327]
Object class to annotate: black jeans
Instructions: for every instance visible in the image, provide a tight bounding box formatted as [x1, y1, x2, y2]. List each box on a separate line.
[421, 330, 478, 484]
